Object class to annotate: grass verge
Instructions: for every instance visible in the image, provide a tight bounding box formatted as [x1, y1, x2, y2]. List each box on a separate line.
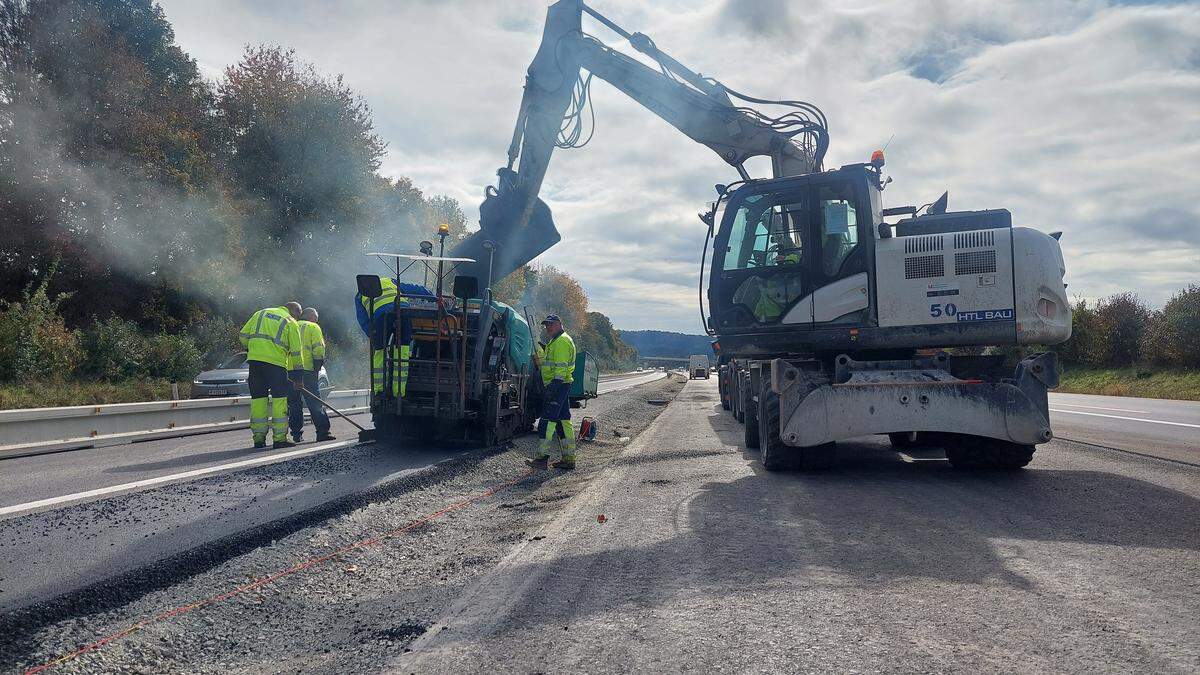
[0, 379, 176, 409]
[1056, 367, 1200, 401]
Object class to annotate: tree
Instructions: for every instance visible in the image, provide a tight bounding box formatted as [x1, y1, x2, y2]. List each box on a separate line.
[1058, 297, 1099, 366]
[528, 266, 589, 332]
[1141, 285, 1200, 369]
[0, 0, 236, 327]
[1092, 292, 1150, 368]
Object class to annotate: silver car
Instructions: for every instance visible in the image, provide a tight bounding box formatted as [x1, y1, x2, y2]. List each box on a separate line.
[191, 352, 331, 398]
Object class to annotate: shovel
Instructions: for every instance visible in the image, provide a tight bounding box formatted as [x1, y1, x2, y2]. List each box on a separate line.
[300, 385, 368, 432]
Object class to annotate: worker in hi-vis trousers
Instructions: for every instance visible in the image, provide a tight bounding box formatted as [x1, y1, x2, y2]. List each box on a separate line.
[288, 307, 333, 443]
[355, 276, 413, 399]
[239, 302, 303, 449]
[528, 313, 577, 470]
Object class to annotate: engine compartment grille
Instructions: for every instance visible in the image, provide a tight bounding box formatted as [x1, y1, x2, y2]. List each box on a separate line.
[905, 255, 945, 279]
[954, 250, 997, 275]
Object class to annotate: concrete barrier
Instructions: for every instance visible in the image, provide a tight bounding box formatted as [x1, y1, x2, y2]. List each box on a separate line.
[0, 390, 369, 460]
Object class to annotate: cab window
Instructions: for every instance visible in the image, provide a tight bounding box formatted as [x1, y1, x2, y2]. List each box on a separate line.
[817, 183, 860, 277]
[723, 194, 806, 270]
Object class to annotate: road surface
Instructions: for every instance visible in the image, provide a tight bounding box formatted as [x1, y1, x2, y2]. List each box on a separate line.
[399, 379, 1199, 673]
[1048, 392, 1199, 464]
[3, 376, 1196, 673]
[0, 371, 667, 614]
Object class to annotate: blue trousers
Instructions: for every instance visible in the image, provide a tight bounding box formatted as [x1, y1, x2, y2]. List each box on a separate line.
[288, 370, 330, 437]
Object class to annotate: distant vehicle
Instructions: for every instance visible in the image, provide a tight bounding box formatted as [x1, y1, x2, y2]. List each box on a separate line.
[636, 366, 644, 372]
[688, 354, 710, 379]
[191, 352, 330, 398]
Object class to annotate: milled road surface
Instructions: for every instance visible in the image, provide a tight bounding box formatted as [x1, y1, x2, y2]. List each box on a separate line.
[398, 378, 1200, 673]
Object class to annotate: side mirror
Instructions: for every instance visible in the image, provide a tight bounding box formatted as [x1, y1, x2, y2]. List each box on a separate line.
[453, 275, 479, 300]
[878, 222, 892, 239]
[356, 274, 383, 299]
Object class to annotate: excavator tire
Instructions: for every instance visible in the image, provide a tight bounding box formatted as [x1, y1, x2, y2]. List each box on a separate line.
[743, 391, 760, 449]
[944, 436, 1035, 470]
[758, 385, 835, 471]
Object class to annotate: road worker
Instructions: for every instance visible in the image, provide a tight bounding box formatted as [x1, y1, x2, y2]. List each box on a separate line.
[288, 307, 333, 442]
[355, 276, 412, 400]
[529, 314, 577, 470]
[239, 301, 303, 449]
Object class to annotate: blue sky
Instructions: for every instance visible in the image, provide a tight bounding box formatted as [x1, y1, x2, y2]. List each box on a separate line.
[159, 0, 1200, 333]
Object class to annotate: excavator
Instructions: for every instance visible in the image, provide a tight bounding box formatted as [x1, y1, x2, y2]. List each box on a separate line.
[446, 0, 1072, 470]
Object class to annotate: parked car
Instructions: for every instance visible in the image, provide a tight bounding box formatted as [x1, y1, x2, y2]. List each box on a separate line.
[191, 352, 331, 398]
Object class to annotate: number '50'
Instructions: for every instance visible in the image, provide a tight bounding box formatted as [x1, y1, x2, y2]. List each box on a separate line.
[930, 303, 958, 317]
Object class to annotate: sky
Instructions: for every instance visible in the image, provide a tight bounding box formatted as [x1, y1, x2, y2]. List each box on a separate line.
[158, 0, 1200, 334]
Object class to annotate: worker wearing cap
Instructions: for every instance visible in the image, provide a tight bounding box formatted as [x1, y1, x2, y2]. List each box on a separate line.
[239, 302, 304, 449]
[356, 276, 413, 399]
[529, 314, 577, 470]
[288, 307, 333, 443]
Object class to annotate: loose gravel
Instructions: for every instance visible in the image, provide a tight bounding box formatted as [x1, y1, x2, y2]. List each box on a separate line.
[1, 375, 685, 674]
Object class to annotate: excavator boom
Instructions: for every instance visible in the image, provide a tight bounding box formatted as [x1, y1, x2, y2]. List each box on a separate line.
[451, 0, 828, 288]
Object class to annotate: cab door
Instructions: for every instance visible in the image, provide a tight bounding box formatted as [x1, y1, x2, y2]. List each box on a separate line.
[807, 180, 872, 324]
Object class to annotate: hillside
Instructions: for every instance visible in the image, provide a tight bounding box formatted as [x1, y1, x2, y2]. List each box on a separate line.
[620, 330, 712, 359]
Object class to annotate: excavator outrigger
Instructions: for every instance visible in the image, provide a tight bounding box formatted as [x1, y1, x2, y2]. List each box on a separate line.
[443, 0, 1072, 470]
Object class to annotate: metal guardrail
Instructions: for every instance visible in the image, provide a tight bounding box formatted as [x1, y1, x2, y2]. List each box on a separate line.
[0, 390, 369, 460]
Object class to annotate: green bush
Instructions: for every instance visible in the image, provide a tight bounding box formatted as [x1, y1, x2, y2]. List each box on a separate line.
[145, 333, 203, 381]
[188, 314, 242, 367]
[79, 316, 149, 380]
[1092, 292, 1150, 368]
[0, 274, 83, 382]
[1141, 285, 1200, 369]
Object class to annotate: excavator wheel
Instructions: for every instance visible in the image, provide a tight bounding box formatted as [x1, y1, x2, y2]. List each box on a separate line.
[743, 391, 760, 449]
[758, 385, 834, 471]
[944, 436, 1035, 470]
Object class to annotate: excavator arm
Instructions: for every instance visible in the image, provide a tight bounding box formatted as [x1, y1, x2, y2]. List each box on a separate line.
[451, 0, 828, 288]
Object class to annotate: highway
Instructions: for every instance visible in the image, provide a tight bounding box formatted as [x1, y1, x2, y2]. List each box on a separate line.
[0, 370, 666, 518]
[1048, 392, 1199, 464]
[0, 371, 667, 615]
[2, 376, 1196, 673]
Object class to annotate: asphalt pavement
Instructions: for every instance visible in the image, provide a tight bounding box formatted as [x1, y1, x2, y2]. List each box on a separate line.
[398, 378, 1200, 673]
[0, 371, 668, 517]
[0, 372, 669, 614]
[1048, 392, 1199, 464]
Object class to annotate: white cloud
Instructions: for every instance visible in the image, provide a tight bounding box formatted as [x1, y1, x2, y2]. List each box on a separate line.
[159, 0, 1200, 332]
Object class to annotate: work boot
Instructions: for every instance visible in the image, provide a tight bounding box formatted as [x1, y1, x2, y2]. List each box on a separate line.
[552, 457, 576, 470]
[273, 439, 296, 449]
[253, 438, 266, 449]
[316, 433, 336, 442]
[526, 456, 550, 470]
[292, 433, 304, 443]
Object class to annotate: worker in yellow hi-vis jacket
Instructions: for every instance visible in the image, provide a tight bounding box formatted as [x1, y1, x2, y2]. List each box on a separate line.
[288, 307, 333, 443]
[239, 302, 303, 449]
[529, 314, 577, 470]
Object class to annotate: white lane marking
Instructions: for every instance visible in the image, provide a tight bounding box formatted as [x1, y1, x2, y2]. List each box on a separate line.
[1049, 402, 1151, 414]
[1049, 408, 1200, 429]
[0, 440, 355, 519]
[4, 376, 668, 518]
[597, 373, 666, 394]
